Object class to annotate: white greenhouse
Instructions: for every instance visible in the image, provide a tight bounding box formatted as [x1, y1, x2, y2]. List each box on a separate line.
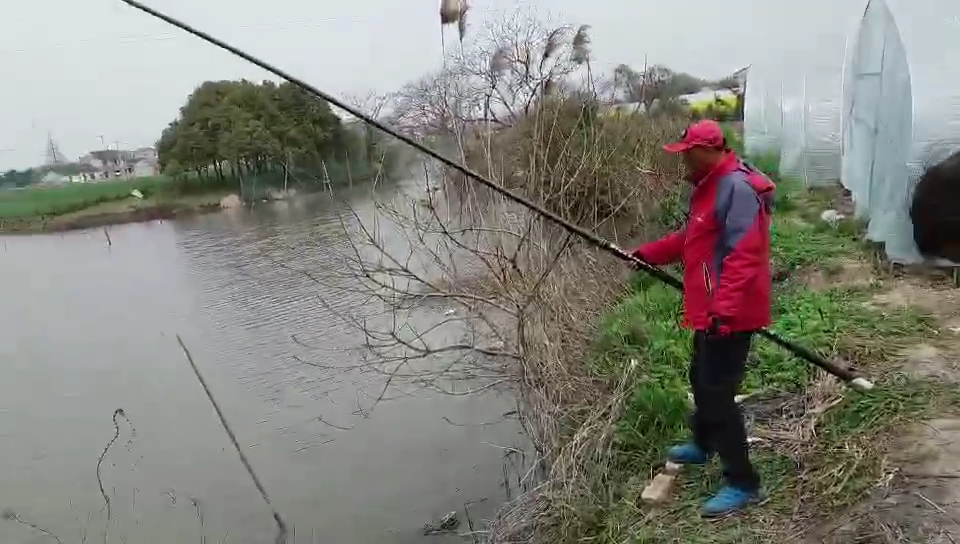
[743, 0, 960, 264]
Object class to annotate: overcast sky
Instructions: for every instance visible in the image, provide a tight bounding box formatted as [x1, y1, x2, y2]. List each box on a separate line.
[0, 0, 858, 170]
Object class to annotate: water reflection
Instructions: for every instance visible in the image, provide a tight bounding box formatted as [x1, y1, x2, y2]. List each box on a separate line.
[0, 183, 528, 543]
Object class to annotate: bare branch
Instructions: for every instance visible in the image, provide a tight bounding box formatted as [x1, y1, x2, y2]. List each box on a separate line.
[275, 9, 691, 544]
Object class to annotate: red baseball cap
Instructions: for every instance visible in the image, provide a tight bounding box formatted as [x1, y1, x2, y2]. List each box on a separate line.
[663, 120, 726, 153]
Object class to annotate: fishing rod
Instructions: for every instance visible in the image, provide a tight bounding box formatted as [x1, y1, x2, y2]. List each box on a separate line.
[117, 0, 875, 393]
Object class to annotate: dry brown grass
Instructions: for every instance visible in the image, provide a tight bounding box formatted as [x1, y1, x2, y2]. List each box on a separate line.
[313, 90, 687, 543]
[462, 98, 685, 238]
[437, 100, 687, 543]
[321, 10, 698, 544]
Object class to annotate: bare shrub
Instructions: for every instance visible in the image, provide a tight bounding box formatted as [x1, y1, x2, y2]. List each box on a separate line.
[389, 9, 600, 140]
[463, 97, 684, 233]
[461, 102, 684, 544]
[388, 67, 478, 140]
[318, 10, 689, 544]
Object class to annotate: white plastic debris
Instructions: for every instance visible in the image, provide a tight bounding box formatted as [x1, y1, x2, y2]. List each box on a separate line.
[820, 209, 846, 225]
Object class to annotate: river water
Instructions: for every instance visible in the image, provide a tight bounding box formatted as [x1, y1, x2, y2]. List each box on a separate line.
[0, 181, 528, 543]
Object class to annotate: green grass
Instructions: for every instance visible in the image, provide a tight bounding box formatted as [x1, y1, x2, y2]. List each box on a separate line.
[0, 152, 398, 223]
[0, 177, 178, 219]
[578, 152, 959, 543]
[0, 170, 296, 222]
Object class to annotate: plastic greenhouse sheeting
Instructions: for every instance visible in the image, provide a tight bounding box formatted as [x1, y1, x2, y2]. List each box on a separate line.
[743, 52, 805, 161]
[743, 4, 864, 186]
[841, 0, 960, 264]
[742, 65, 783, 157]
[744, 49, 809, 161]
[840, 0, 913, 257]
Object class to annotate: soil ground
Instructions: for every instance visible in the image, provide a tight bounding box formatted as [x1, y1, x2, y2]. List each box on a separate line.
[804, 268, 960, 543]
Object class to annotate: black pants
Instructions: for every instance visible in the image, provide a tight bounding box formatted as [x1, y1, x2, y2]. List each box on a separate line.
[689, 330, 760, 491]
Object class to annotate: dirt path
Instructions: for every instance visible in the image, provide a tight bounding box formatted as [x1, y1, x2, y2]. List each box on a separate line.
[817, 274, 960, 543]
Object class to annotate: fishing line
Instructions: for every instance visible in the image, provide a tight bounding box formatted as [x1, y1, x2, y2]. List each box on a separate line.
[117, 0, 874, 393]
[176, 335, 288, 544]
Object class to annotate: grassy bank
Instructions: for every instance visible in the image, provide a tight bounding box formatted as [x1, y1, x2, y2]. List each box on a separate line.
[323, 83, 955, 540]
[0, 176, 233, 234]
[578, 150, 959, 542]
[0, 176, 230, 233]
[421, 93, 960, 541]
[0, 177, 176, 219]
[0, 150, 407, 234]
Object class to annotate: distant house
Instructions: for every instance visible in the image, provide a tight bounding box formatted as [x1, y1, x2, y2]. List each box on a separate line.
[87, 149, 134, 168]
[78, 154, 103, 170]
[133, 147, 158, 162]
[132, 158, 158, 177]
[77, 147, 158, 180]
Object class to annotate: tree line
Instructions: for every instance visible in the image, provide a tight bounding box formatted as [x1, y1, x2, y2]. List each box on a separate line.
[157, 79, 389, 186]
[0, 169, 37, 189]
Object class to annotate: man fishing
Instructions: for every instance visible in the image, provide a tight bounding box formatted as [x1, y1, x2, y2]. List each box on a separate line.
[632, 119, 775, 517]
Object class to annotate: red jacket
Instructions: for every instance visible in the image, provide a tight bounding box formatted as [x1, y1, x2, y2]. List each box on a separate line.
[633, 152, 775, 332]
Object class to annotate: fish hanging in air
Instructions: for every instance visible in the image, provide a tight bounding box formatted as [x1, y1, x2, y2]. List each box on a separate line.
[439, 0, 469, 42]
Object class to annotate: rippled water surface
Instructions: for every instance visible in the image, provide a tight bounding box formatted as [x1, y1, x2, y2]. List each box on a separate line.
[0, 183, 526, 543]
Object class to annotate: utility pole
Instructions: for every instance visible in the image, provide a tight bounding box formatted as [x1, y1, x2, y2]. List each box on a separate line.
[45, 132, 64, 165]
[99, 135, 106, 149]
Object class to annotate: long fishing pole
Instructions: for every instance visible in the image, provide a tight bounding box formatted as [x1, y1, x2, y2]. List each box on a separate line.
[117, 0, 874, 393]
[177, 335, 288, 544]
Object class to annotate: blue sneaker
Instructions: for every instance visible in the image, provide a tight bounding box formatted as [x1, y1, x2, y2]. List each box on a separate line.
[667, 442, 711, 465]
[701, 485, 763, 518]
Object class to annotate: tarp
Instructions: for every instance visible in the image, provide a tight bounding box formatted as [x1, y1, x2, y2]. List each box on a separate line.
[841, 0, 913, 259]
[841, 0, 960, 263]
[744, 0, 960, 263]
